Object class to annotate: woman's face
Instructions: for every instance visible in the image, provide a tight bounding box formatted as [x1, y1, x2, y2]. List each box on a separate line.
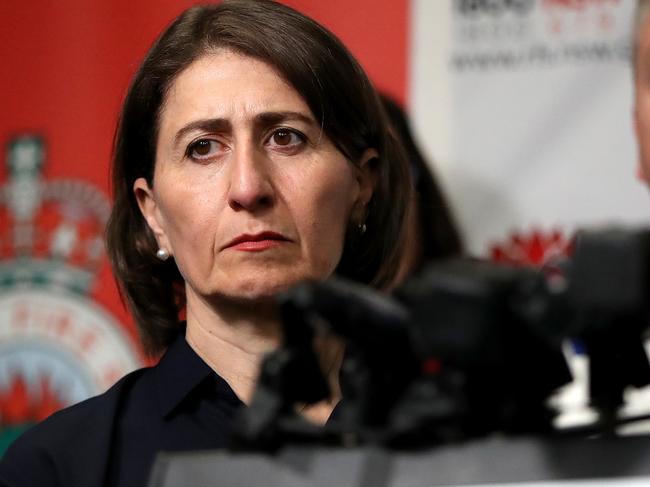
[135, 50, 374, 303]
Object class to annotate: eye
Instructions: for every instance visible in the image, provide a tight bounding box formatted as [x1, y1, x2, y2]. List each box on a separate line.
[187, 139, 223, 161]
[266, 128, 306, 150]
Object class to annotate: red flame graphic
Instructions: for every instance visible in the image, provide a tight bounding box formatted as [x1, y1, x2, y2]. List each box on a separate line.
[0, 375, 67, 426]
[490, 228, 574, 267]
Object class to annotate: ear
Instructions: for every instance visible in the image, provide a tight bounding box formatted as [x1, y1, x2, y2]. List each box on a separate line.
[133, 177, 172, 253]
[353, 148, 379, 219]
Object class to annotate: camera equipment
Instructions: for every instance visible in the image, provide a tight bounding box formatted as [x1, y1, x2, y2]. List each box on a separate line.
[233, 226, 650, 449]
[149, 226, 650, 487]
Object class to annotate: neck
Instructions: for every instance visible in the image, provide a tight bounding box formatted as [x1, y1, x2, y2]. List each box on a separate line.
[185, 289, 281, 405]
[184, 288, 342, 424]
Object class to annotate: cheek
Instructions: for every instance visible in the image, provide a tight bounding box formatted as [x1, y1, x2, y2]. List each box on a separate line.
[291, 165, 358, 268]
[155, 181, 223, 268]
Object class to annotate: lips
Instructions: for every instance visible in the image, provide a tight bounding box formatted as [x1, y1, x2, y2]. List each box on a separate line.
[223, 231, 291, 251]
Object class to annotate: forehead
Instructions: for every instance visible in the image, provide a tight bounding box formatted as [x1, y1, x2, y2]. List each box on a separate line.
[161, 50, 311, 122]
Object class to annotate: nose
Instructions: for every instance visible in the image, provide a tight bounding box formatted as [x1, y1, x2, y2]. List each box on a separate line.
[227, 145, 275, 212]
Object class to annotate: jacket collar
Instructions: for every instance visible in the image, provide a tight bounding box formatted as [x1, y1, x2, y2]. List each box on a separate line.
[154, 325, 240, 418]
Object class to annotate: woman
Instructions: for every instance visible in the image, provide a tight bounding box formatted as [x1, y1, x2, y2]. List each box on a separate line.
[0, 1, 410, 486]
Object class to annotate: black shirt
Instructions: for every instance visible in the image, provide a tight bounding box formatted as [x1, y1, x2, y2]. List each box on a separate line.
[0, 329, 244, 487]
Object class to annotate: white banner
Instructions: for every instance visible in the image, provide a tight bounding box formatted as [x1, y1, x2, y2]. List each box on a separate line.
[410, 0, 650, 258]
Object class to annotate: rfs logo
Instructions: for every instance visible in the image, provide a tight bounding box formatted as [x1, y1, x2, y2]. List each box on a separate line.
[0, 136, 142, 455]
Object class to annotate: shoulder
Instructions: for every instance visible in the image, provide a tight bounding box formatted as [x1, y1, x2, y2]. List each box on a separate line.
[0, 367, 150, 487]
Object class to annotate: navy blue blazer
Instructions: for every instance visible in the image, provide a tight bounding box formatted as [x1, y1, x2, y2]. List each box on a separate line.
[0, 330, 243, 487]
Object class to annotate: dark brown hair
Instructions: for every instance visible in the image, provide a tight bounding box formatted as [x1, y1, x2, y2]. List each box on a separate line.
[106, 0, 411, 355]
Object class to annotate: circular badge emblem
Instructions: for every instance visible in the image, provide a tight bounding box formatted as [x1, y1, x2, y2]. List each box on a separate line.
[0, 288, 141, 451]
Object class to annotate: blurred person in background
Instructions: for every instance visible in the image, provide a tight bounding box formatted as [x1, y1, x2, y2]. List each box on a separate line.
[380, 94, 464, 288]
[0, 1, 411, 486]
[634, 0, 650, 181]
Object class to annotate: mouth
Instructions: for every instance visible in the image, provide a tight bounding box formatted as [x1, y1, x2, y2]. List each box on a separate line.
[223, 231, 291, 252]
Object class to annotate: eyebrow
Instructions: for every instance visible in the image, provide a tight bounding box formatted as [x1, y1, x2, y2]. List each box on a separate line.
[173, 119, 230, 148]
[256, 111, 315, 126]
[172, 111, 317, 149]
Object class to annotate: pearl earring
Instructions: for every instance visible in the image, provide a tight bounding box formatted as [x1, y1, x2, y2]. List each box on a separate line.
[359, 223, 367, 235]
[156, 248, 170, 261]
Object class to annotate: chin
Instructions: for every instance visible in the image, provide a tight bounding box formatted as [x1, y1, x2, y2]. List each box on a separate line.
[206, 265, 333, 304]
[222, 277, 306, 302]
